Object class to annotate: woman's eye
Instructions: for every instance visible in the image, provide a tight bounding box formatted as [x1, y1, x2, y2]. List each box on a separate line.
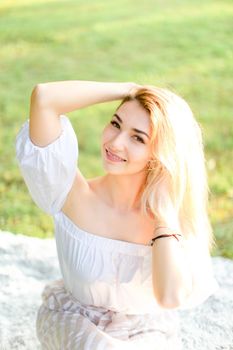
[110, 121, 120, 128]
[134, 136, 145, 144]
[110, 121, 145, 144]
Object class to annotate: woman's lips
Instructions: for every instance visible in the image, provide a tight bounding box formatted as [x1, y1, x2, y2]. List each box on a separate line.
[105, 149, 126, 162]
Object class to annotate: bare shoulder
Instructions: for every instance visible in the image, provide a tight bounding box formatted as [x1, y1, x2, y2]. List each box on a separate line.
[61, 170, 85, 210]
[61, 173, 157, 244]
[87, 175, 105, 192]
[61, 171, 102, 212]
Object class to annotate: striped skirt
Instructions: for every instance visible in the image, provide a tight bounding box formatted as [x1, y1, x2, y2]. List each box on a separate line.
[36, 279, 183, 350]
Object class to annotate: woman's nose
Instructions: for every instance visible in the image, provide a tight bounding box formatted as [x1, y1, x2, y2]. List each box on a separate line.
[109, 133, 126, 152]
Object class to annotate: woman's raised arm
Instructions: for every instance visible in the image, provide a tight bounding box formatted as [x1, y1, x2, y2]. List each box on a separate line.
[29, 80, 139, 147]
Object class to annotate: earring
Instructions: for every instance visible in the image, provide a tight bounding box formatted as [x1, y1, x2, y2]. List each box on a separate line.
[147, 159, 157, 171]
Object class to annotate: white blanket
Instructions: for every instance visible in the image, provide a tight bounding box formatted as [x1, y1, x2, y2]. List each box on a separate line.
[0, 231, 232, 350]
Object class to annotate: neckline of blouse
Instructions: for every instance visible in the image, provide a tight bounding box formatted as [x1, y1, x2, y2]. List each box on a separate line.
[54, 211, 152, 254]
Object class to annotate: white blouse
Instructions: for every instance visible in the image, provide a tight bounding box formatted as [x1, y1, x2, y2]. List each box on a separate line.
[15, 115, 219, 315]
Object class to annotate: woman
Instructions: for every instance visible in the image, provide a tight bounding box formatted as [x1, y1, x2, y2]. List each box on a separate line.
[15, 80, 219, 349]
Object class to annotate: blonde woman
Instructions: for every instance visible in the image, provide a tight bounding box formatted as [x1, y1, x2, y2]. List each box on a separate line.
[15, 80, 219, 349]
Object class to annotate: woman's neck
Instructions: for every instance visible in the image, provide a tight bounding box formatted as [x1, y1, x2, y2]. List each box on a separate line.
[101, 172, 147, 214]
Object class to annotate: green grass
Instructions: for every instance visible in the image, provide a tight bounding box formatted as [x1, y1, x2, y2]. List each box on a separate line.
[0, 0, 232, 258]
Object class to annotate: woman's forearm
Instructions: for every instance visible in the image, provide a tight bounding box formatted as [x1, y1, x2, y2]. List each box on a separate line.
[152, 229, 193, 309]
[34, 80, 138, 114]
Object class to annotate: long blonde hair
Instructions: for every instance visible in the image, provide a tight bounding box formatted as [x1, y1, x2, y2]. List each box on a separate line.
[117, 85, 216, 253]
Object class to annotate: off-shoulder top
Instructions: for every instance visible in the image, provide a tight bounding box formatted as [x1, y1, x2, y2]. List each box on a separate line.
[15, 115, 219, 315]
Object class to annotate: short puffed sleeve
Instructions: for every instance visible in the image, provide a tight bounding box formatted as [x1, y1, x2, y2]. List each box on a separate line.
[176, 235, 219, 310]
[15, 115, 78, 215]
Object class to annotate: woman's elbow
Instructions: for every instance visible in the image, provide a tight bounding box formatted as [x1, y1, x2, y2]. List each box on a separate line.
[156, 288, 193, 309]
[31, 84, 47, 105]
[157, 295, 182, 309]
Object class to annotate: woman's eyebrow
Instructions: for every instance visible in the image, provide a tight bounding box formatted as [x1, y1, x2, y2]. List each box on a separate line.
[113, 113, 149, 138]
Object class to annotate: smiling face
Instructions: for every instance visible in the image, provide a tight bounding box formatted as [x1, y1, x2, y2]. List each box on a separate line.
[101, 99, 153, 175]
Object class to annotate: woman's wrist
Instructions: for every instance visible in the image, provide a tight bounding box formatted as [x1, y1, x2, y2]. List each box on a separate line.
[153, 225, 177, 237]
[150, 225, 184, 247]
[123, 82, 142, 98]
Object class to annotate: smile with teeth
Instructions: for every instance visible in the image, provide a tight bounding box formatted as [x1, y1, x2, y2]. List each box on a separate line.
[105, 149, 126, 162]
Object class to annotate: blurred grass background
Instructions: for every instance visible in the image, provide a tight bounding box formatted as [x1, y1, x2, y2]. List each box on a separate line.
[0, 0, 232, 258]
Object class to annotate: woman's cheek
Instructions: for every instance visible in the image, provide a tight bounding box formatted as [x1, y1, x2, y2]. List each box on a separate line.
[104, 127, 117, 142]
[101, 126, 111, 142]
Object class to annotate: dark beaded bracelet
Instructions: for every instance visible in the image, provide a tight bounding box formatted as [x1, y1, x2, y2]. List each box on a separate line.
[150, 233, 183, 247]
